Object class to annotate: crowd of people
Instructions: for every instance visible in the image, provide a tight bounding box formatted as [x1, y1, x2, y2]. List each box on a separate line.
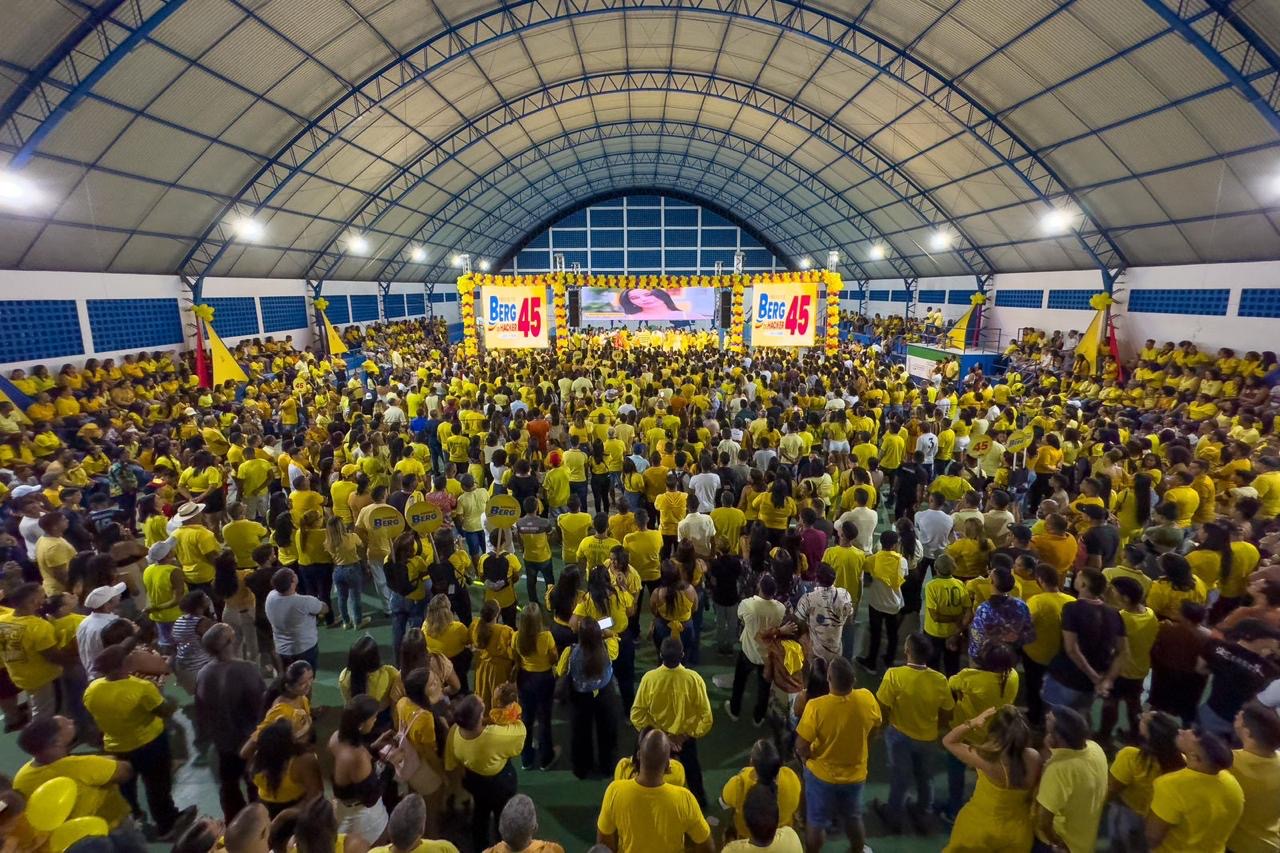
[0, 312, 1278, 853]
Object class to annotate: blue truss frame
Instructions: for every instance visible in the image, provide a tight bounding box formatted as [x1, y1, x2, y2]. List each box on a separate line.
[174, 0, 1131, 286]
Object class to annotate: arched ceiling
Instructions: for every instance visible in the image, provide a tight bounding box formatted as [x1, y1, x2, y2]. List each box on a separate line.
[1, 0, 1278, 284]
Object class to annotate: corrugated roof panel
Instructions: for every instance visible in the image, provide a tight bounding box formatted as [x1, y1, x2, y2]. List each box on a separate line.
[0, 216, 44, 269]
[152, 0, 249, 60]
[109, 234, 189, 273]
[1112, 223, 1197, 266]
[1124, 36, 1225, 102]
[36, 100, 135, 163]
[862, 0, 952, 52]
[1077, 181, 1169, 227]
[1042, 135, 1132, 187]
[202, 19, 307, 94]
[23, 224, 130, 272]
[1100, 108, 1218, 175]
[258, 0, 360, 57]
[93, 43, 190, 110]
[0, 0, 81, 67]
[1141, 161, 1255, 221]
[147, 67, 260, 138]
[98, 118, 213, 183]
[1178, 88, 1280, 153]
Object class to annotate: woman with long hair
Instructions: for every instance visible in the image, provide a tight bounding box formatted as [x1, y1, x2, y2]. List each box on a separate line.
[271, 513, 298, 572]
[945, 517, 994, 582]
[752, 478, 797, 546]
[1146, 553, 1208, 620]
[589, 439, 611, 515]
[546, 565, 583, 651]
[556, 617, 619, 780]
[720, 738, 801, 842]
[650, 560, 697, 659]
[328, 695, 388, 846]
[391, 668, 447, 832]
[942, 705, 1041, 852]
[1186, 521, 1233, 595]
[1106, 710, 1184, 850]
[942, 643, 1020, 819]
[325, 515, 367, 629]
[431, 528, 473, 624]
[424, 593, 471, 694]
[246, 719, 323, 818]
[179, 448, 226, 529]
[257, 660, 315, 742]
[513, 603, 558, 771]
[339, 635, 403, 731]
[470, 599, 515, 712]
[293, 509, 333, 627]
[1113, 472, 1154, 545]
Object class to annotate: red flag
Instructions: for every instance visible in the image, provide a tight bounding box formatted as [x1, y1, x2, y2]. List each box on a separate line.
[193, 319, 211, 388]
[1107, 315, 1125, 385]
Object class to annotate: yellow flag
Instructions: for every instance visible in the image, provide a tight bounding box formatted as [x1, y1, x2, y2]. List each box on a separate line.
[944, 306, 974, 350]
[323, 312, 348, 355]
[205, 321, 248, 385]
[1075, 308, 1105, 376]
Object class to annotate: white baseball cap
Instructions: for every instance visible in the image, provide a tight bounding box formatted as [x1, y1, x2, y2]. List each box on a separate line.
[84, 582, 127, 610]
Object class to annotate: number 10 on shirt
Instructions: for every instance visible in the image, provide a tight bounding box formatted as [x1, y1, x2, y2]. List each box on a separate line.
[481, 285, 550, 349]
[751, 282, 818, 348]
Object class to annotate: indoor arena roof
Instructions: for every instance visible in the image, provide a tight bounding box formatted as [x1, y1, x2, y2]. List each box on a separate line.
[1, 0, 1278, 284]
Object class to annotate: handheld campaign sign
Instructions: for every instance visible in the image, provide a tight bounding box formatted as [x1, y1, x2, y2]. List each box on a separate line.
[365, 504, 405, 538]
[485, 494, 521, 529]
[751, 282, 817, 348]
[1007, 428, 1033, 453]
[481, 285, 549, 349]
[404, 500, 443, 535]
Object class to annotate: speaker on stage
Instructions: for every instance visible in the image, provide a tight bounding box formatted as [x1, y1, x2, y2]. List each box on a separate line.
[719, 290, 732, 329]
[567, 288, 581, 327]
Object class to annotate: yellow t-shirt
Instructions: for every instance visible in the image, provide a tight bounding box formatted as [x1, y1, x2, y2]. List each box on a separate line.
[923, 577, 967, 638]
[1036, 743, 1109, 853]
[425, 620, 470, 658]
[794, 690, 881, 784]
[753, 494, 796, 531]
[1109, 746, 1162, 816]
[1118, 607, 1159, 680]
[513, 630, 558, 673]
[623, 529, 664, 582]
[0, 612, 63, 690]
[557, 511, 593, 564]
[720, 766, 802, 839]
[1149, 767, 1244, 853]
[1227, 749, 1280, 853]
[597, 779, 711, 853]
[174, 523, 220, 584]
[948, 668, 1020, 733]
[13, 755, 131, 828]
[654, 491, 688, 535]
[235, 458, 274, 497]
[875, 664, 954, 741]
[83, 675, 167, 753]
[1023, 591, 1075, 665]
[222, 519, 267, 569]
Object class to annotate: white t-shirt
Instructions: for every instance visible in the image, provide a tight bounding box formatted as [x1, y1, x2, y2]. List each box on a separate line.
[914, 509, 955, 558]
[737, 596, 785, 665]
[864, 554, 908, 614]
[689, 472, 721, 513]
[19, 515, 41, 559]
[915, 433, 939, 464]
[264, 590, 324, 655]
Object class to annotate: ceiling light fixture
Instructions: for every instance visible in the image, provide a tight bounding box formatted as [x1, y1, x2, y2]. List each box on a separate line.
[409, 246, 427, 263]
[347, 234, 369, 255]
[798, 257, 812, 270]
[0, 172, 37, 207]
[232, 216, 264, 242]
[868, 243, 887, 261]
[1040, 207, 1074, 235]
[477, 259, 491, 272]
[929, 229, 952, 251]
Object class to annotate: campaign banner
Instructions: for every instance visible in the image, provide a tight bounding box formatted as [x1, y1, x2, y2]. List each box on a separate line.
[581, 286, 717, 323]
[751, 282, 817, 348]
[481, 285, 549, 349]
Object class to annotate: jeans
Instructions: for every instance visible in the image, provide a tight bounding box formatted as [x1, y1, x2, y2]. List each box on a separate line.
[117, 732, 180, 833]
[525, 560, 554, 607]
[841, 619, 858, 660]
[804, 767, 864, 831]
[462, 529, 486, 559]
[945, 752, 967, 817]
[928, 633, 961, 677]
[367, 558, 393, 615]
[885, 726, 933, 815]
[332, 564, 364, 625]
[281, 645, 318, 673]
[713, 602, 737, 652]
[729, 651, 769, 724]
[517, 669, 555, 767]
[298, 563, 333, 624]
[653, 618, 696, 661]
[1042, 674, 1096, 716]
[569, 481, 589, 511]
[590, 473, 612, 514]
[1197, 703, 1235, 741]
[390, 592, 427, 664]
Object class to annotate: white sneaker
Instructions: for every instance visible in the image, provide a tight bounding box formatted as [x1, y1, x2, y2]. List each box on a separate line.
[722, 699, 739, 722]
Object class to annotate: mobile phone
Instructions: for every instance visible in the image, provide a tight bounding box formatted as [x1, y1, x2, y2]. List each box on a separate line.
[597, 616, 614, 631]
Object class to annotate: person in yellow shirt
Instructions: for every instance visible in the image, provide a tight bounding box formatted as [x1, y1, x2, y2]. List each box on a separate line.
[83, 641, 194, 838]
[223, 502, 267, 569]
[1227, 701, 1280, 853]
[1107, 710, 1185, 849]
[597, 730, 712, 853]
[0, 583, 72, 718]
[630, 636, 714, 808]
[13, 714, 133, 830]
[1146, 727, 1244, 851]
[872, 632, 954, 832]
[719, 738, 801, 842]
[623, 509, 664, 588]
[654, 475, 689, 557]
[794, 656, 881, 853]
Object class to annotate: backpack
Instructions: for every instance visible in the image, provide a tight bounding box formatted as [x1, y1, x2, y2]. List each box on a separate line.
[380, 709, 442, 794]
[384, 559, 415, 597]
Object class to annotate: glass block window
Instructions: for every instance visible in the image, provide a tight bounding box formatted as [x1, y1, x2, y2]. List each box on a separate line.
[870, 290, 891, 301]
[993, 289, 1043, 309]
[350, 294, 379, 322]
[259, 296, 307, 333]
[203, 297, 259, 338]
[1046, 290, 1101, 310]
[1239, 289, 1280, 318]
[88, 299, 182, 352]
[919, 290, 946, 304]
[890, 290, 910, 303]
[948, 290, 975, 304]
[405, 293, 425, 316]
[1128, 288, 1229, 316]
[0, 300, 82, 362]
[384, 294, 406, 318]
[509, 195, 781, 275]
[325, 295, 350, 324]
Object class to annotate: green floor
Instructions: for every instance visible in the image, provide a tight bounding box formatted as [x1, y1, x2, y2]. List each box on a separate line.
[1, 576, 954, 852]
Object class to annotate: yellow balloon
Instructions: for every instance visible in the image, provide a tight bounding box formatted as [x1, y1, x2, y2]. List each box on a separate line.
[26, 776, 78, 831]
[50, 816, 109, 852]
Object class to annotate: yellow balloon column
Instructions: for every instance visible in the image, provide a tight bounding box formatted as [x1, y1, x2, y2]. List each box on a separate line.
[457, 273, 479, 359]
[727, 276, 746, 353]
[822, 270, 842, 356]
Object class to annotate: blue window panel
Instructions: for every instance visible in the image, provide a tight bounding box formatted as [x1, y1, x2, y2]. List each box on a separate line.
[524, 232, 550, 249]
[405, 293, 425, 316]
[700, 249, 737, 267]
[592, 229, 624, 248]
[629, 229, 662, 248]
[664, 229, 698, 247]
[551, 229, 587, 249]
[325, 295, 350, 324]
[628, 250, 662, 269]
[993, 289, 1043, 309]
[1128, 288, 1229, 316]
[739, 231, 766, 249]
[518, 250, 550, 269]
[701, 210, 735, 227]
[664, 208, 699, 227]
[1046, 290, 1100, 310]
[88, 298, 182, 352]
[589, 208, 623, 227]
[665, 249, 698, 267]
[701, 229, 738, 247]
[664, 197, 697, 208]
[591, 250, 625, 269]
[429, 293, 447, 304]
[919, 290, 946, 304]
[383, 293, 406, 318]
[742, 250, 774, 268]
[595, 196, 624, 208]
[948, 290, 974, 304]
[559, 251, 589, 268]
[350, 294, 379, 322]
[870, 290, 891, 301]
[627, 209, 662, 228]
[1239, 288, 1280, 318]
[259, 296, 307, 333]
[0, 300, 81, 362]
[626, 195, 662, 207]
[203, 297, 259, 338]
[554, 210, 587, 228]
[890, 290, 910, 303]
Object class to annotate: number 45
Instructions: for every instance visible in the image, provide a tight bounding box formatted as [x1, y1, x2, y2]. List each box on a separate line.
[518, 296, 542, 337]
[784, 294, 811, 335]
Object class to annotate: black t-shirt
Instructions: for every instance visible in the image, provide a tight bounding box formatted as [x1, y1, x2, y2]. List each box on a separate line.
[1204, 641, 1280, 719]
[708, 554, 743, 607]
[509, 474, 540, 506]
[1048, 600, 1126, 691]
[1083, 524, 1121, 567]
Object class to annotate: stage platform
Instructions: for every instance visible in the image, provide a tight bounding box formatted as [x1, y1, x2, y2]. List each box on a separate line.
[903, 342, 1002, 380]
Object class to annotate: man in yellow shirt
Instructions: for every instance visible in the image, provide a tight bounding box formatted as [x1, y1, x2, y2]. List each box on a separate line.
[795, 656, 881, 853]
[173, 503, 221, 586]
[0, 583, 72, 719]
[354, 485, 398, 616]
[556, 497, 593, 569]
[223, 503, 267, 569]
[1034, 706, 1109, 853]
[34, 512, 76, 594]
[1227, 701, 1280, 853]
[597, 730, 712, 853]
[1147, 728, 1244, 851]
[14, 715, 133, 829]
[542, 452, 570, 514]
[514, 497, 555, 604]
[630, 636, 714, 808]
[563, 439, 590, 510]
[623, 509, 663, 586]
